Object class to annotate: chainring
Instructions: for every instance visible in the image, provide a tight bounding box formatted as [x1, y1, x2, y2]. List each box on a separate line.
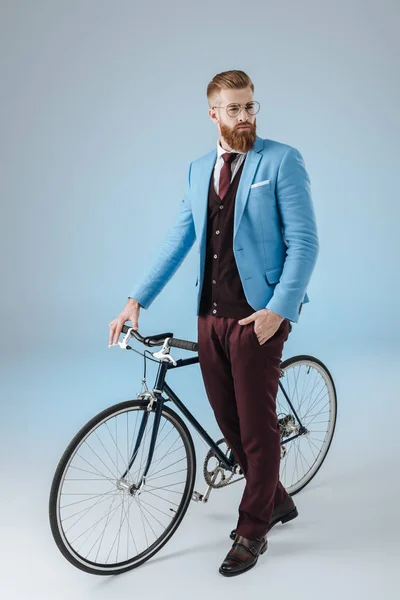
[203, 438, 243, 489]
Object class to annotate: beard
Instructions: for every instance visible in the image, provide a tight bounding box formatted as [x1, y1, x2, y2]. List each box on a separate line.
[219, 118, 257, 153]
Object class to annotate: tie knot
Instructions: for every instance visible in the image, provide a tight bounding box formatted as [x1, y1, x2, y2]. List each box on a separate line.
[222, 152, 238, 164]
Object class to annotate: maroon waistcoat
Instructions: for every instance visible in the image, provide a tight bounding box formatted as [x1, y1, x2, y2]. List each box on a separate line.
[198, 157, 256, 319]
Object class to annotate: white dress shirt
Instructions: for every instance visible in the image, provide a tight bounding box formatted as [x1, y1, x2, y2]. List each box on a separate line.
[213, 140, 247, 195]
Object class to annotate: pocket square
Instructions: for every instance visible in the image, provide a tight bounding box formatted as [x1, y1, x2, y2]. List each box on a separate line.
[250, 179, 270, 189]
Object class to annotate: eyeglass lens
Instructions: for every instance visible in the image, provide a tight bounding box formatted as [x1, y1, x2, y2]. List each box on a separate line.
[227, 102, 259, 117]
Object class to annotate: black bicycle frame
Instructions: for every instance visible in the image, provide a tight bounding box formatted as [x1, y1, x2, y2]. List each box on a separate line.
[122, 353, 306, 487]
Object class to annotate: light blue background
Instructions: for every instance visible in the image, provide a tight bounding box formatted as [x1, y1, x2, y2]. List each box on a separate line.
[1, 1, 399, 598]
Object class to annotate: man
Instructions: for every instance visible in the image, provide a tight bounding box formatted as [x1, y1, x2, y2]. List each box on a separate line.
[108, 69, 319, 576]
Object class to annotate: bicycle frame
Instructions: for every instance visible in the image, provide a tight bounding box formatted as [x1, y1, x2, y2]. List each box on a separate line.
[121, 351, 307, 491]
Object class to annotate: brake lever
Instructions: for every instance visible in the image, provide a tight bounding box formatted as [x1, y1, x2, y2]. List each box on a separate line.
[152, 337, 177, 366]
[109, 327, 135, 349]
[109, 328, 176, 364]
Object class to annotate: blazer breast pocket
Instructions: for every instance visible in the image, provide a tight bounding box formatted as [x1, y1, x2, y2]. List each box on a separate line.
[250, 179, 271, 192]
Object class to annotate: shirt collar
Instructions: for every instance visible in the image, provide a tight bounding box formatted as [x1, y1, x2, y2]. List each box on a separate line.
[217, 139, 246, 158]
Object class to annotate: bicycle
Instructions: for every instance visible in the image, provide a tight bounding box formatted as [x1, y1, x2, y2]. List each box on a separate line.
[49, 322, 337, 575]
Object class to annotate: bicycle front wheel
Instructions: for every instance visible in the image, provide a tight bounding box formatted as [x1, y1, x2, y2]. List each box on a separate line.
[49, 399, 196, 575]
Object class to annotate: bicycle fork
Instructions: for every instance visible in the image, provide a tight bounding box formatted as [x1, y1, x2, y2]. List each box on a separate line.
[118, 389, 165, 497]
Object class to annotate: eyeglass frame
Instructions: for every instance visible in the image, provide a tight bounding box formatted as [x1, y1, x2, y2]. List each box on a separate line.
[211, 100, 260, 118]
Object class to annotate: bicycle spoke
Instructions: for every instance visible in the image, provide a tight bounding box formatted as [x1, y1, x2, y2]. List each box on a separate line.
[62, 488, 117, 523]
[74, 453, 116, 483]
[60, 489, 116, 509]
[135, 497, 176, 520]
[146, 467, 187, 482]
[142, 488, 181, 507]
[83, 440, 118, 480]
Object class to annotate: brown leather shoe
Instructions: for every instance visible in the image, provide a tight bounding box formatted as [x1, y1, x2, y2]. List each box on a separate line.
[229, 494, 298, 540]
[219, 534, 268, 577]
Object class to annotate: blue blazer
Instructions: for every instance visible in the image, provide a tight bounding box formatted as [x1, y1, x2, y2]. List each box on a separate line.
[129, 135, 319, 323]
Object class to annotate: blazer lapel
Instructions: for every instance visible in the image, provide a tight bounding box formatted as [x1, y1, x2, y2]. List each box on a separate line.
[233, 139, 263, 239]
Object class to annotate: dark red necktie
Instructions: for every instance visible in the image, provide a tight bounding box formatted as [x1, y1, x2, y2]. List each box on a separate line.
[218, 152, 238, 199]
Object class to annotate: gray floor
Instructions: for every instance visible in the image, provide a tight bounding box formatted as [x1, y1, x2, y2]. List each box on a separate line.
[2, 357, 399, 599]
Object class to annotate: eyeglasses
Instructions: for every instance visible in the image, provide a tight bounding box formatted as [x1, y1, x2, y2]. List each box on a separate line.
[212, 100, 260, 118]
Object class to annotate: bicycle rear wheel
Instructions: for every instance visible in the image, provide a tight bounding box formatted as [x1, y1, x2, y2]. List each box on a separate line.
[277, 355, 337, 495]
[49, 399, 196, 575]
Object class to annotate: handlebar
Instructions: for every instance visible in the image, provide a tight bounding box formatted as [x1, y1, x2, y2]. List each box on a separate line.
[121, 324, 199, 353]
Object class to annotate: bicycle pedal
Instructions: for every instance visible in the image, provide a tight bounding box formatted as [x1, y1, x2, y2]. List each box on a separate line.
[192, 491, 204, 502]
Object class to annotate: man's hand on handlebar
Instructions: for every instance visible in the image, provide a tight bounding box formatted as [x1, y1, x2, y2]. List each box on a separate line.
[108, 298, 141, 346]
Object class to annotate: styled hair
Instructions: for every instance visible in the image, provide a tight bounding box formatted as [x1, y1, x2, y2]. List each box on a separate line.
[207, 70, 254, 107]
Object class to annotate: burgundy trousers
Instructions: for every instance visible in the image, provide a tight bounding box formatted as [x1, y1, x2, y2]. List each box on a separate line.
[197, 314, 291, 540]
